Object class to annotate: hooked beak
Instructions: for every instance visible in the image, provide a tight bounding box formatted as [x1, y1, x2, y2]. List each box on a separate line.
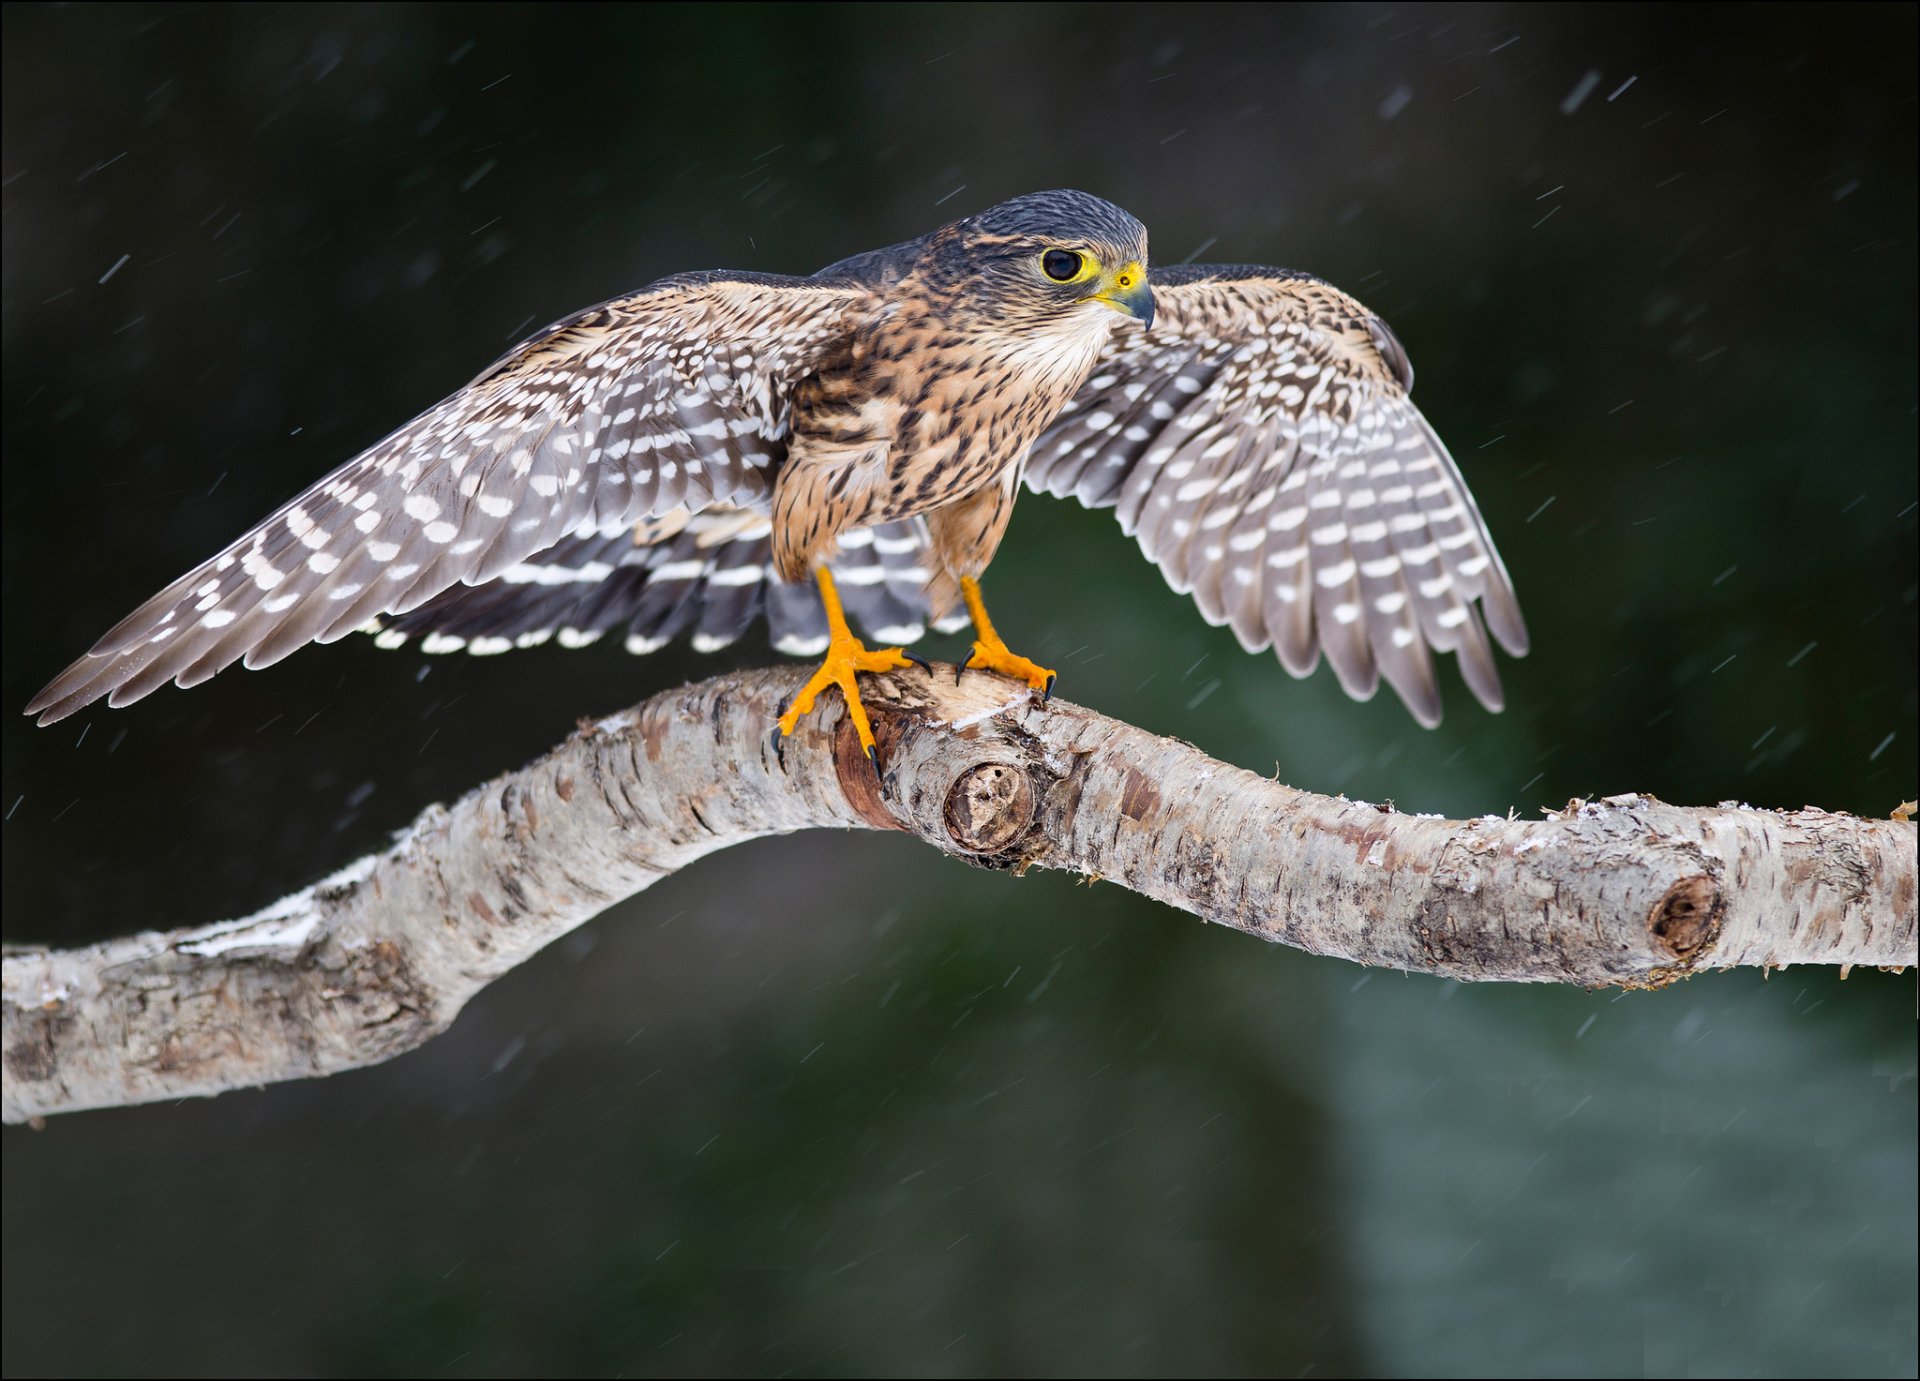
[1086, 262, 1154, 330]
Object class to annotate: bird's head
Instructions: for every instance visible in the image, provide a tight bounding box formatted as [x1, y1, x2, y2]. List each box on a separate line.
[926, 189, 1154, 333]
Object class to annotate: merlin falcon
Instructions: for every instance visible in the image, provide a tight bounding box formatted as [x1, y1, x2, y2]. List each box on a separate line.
[27, 190, 1527, 748]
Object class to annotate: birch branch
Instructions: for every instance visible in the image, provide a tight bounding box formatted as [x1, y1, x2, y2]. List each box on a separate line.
[4, 664, 1913, 1124]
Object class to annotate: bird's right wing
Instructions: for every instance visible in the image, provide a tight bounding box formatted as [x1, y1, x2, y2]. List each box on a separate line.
[28, 272, 865, 723]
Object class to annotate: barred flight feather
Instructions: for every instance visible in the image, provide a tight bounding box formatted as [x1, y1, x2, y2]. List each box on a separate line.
[374, 512, 937, 661]
[27, 274, 863, 723]
[1027, 264, 1527, 727]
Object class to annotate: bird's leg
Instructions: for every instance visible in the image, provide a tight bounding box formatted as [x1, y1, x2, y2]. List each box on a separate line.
[775, 567, 918, 761]
[958, 575, 1056, 698]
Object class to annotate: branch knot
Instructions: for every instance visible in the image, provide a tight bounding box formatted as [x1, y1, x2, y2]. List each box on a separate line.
[944, 760, 1035, 854]
[1649, 874, 1723, 960]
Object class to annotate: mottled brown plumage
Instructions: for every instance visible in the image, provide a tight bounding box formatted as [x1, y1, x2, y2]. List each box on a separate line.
[775, 212, 1138, 616]
[27, 190, 1525, 732]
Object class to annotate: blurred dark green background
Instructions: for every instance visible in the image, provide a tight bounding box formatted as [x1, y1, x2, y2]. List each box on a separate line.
[3, 4, 1914, 1376]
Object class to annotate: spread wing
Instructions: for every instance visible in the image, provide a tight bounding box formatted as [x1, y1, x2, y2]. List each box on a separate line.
[1026, 264, 1528, 727]
[27, 272, 865, 724]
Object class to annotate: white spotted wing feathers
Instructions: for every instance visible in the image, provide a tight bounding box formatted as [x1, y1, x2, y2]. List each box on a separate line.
[27, 273, 862, 723]
[1027, 265, 1527, 726]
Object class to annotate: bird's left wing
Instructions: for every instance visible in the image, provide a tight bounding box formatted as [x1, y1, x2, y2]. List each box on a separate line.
[1025, 264, 1527, 727]
[27, 272, 865, 724]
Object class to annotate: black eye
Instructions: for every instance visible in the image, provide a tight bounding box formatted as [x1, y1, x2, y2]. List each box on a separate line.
[1041, 249, 1083, 282]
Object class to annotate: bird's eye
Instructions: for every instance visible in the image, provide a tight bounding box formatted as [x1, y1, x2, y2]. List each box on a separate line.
[1041, 249, 1084, 282]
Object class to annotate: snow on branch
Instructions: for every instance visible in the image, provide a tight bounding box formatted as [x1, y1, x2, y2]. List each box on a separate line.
[4, 665, 1913, 1124]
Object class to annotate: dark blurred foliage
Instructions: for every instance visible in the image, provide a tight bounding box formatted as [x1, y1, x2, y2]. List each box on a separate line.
[2, 4, 1914, 1376]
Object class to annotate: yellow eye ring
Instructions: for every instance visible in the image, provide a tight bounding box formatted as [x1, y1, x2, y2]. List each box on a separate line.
[1041, 249, 1084, 282]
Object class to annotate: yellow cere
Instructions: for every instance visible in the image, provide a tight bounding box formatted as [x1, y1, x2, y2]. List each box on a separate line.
[1086, 259, 1147, 316]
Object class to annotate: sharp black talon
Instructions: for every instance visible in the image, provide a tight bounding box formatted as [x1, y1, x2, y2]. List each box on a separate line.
[1043, 674, 1056, 703]
[956, 655, 973, 685]
[770, 723, 789, 769]
[903, 650, 932, 672]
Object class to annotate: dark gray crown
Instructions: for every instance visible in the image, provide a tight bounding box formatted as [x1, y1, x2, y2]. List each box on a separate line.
[959, 189, 1146, 251]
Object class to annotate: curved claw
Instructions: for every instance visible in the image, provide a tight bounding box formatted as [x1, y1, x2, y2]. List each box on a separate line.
[775, 634, 913, 758]
[962, 636, 1056, 696]
[955, 575, 1056, 696]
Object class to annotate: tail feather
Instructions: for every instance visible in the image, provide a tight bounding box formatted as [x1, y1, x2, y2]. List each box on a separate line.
[376, 515, 941, 659]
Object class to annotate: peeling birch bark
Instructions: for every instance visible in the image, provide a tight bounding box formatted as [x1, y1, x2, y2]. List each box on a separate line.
[4, 665, 1913, 1124]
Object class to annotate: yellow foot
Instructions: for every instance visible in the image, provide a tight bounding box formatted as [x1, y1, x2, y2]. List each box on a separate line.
[776, 634, 923, 759]
[961, 633, 1057, 699]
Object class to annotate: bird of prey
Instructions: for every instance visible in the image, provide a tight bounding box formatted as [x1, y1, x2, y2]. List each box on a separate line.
[26, 190, 1527, 750]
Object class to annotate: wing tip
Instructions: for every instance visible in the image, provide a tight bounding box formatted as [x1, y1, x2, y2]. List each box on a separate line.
[1488, 598, 1531, 659]
[24, 656, 114, 726]
[1403, 692, 1444, 730]
[1466, 677, 1507, 716]
[1328, 656, 1381, 706]
[25, 696, 76, 728]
